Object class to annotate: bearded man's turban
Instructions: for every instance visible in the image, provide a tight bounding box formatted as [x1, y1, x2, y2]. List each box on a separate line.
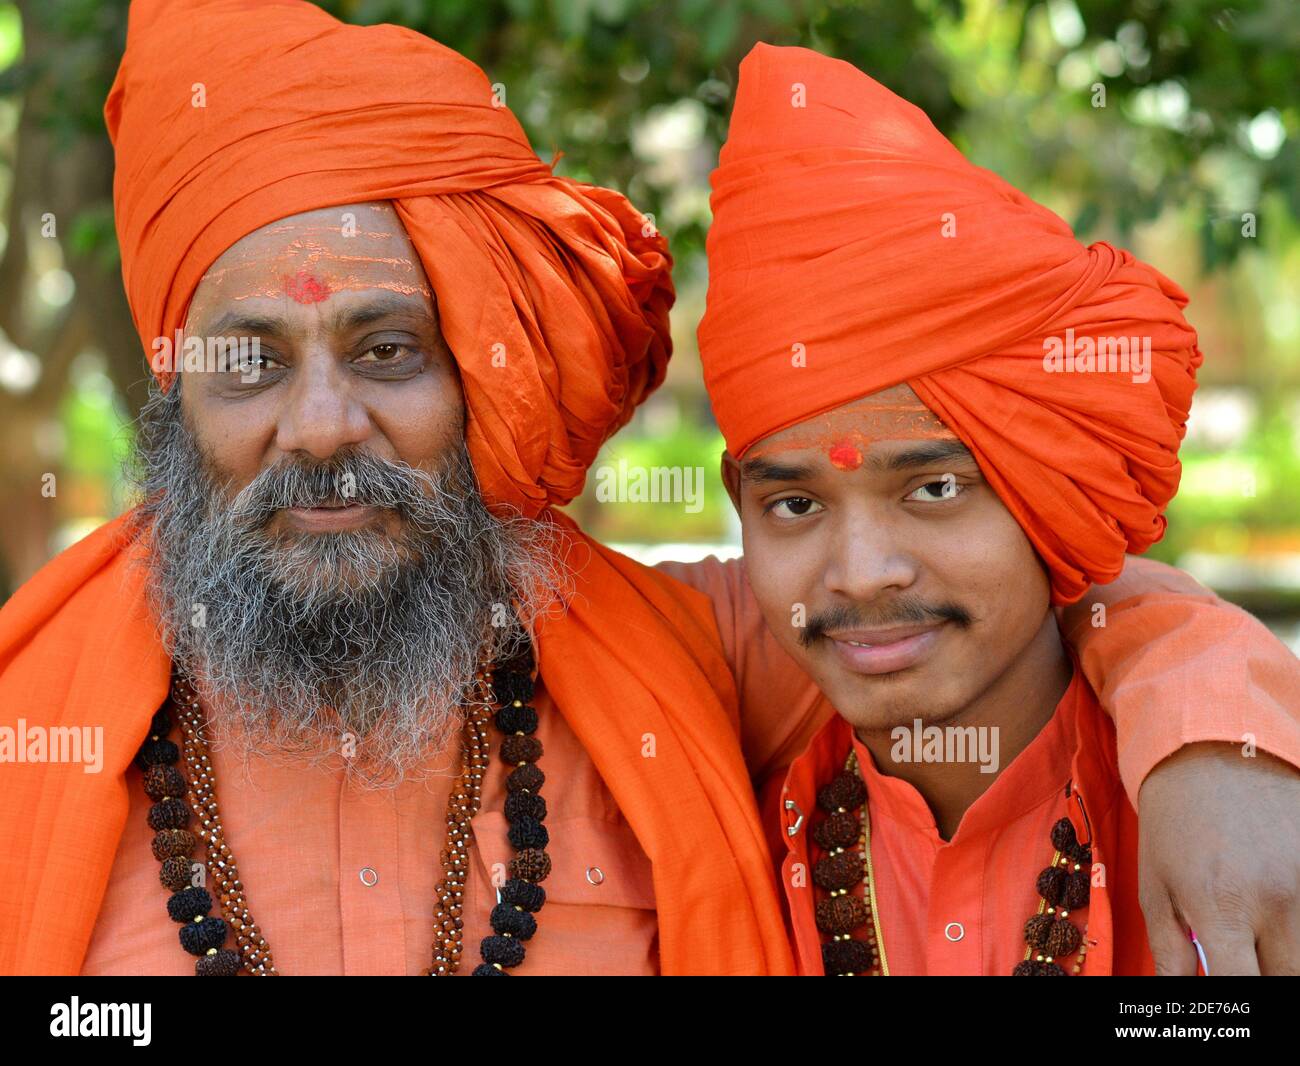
[106, 0, 672, 520]
[699, 44, 1201, 604]
[0, 1, 793, 976]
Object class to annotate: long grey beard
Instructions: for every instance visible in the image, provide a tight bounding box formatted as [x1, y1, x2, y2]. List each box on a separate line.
[129, 380, 567, 788]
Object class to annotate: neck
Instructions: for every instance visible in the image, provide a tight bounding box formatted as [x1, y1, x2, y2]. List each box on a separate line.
[854, 613, 1072, 841]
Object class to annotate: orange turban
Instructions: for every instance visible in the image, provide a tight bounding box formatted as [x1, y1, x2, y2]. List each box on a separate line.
[699, 44, 1201, 604]
[105, 0, 670, 520]
[0, 1, 793, 975]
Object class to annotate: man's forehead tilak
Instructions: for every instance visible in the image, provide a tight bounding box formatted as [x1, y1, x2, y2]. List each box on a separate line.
[743, 384, 963, 473]
[192, 209, 433, 317]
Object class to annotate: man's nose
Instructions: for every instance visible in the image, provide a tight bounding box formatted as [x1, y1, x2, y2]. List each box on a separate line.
[274, 355, 371, 460]
[821, 510, 919, 602]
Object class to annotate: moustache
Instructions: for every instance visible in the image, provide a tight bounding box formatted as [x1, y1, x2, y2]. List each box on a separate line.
[799, 597, 972, 648]
[225, 448, 460, 528]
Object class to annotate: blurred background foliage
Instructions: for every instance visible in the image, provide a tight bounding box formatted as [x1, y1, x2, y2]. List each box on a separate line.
[0, 0, 1297, 644]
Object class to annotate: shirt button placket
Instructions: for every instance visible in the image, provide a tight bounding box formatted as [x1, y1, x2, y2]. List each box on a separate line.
[339, 788, 404, 975]
[929, 844, 981, 974]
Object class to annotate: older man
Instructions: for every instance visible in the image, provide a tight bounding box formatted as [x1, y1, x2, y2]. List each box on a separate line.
[0, 0, 789, 976]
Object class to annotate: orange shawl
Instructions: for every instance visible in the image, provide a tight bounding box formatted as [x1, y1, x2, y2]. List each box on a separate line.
[0, 0, 792, 975]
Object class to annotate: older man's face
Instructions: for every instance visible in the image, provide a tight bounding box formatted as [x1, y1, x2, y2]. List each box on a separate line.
[181, 201, 464, 545]
[137, 202, 559, 785]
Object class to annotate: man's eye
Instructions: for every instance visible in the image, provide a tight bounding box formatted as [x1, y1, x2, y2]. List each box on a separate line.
[231, 352, 283, 377]
[767, 496, 822, 519]
[356, 343, 413, 363]
[906, 478, 963, 502]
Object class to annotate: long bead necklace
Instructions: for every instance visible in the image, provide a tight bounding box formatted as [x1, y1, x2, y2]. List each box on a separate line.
[133, 644, 550, 975]
[811, 750, 1093, 976]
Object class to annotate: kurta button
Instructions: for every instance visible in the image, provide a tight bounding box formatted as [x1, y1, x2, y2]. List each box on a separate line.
[944, 922, 964, 942]
[359, 867, 378, 887]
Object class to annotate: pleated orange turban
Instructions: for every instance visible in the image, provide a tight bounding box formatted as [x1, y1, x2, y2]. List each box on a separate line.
[700, 44, 1201, 604]
[105, 0, 671, 520]
[0, 1, 794, 975]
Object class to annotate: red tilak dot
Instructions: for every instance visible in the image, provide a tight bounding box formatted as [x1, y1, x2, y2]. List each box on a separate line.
[283, 270, 332, 304]
[828, 441, 862, 471]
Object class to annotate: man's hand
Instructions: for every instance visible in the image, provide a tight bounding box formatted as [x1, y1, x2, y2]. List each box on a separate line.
[1138, 741, 1300, 975]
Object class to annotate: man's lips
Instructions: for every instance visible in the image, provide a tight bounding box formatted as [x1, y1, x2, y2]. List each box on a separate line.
[823, 622, 946, 676]
[282, 503, 382, 532]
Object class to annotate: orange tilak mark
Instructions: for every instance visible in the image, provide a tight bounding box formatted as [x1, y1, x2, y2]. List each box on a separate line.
[260, 223, 400, 241]
[828, 440, 863, 471]
[745, 397, 959, 465]
[284, 269, 332, 304]
[228, 279, 432, 302]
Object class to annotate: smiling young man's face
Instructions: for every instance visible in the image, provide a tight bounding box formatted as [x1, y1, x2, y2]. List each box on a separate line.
[723, 384, 1060, 734]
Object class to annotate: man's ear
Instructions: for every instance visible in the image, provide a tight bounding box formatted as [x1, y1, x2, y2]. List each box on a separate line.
[720, 450, 742, 516]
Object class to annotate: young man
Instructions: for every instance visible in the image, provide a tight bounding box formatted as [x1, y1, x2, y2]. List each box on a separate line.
[687, 43, 1300, 974]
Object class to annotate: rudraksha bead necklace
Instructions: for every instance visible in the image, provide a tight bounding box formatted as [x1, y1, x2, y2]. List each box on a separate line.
[812, 751, 886, 975]
[811, 750, 1093, 976]
[1014, 811, 1093, 976]
[133, 642, 549, 976]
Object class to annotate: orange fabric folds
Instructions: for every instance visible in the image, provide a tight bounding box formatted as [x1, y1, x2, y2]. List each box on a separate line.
[0, 0, 793, 976]
[699, 44, 1202, 604]
[105, 0, 668, 520]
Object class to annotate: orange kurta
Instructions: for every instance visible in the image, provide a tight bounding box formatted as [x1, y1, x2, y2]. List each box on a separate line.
[764, 662, 1154, 975]
[0, 515, 794, 976]
[0, 0, 796, 977]
[76, 551, 1300, 975]
[82, 679, 659, 976]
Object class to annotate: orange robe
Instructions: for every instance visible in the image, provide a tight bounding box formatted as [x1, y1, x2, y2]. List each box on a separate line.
[0, 515, 794, 976]
[81, 670, 660, 976]
[0, 0, 796, 976]
[766, 662, 1153, 974]
[664, 555, 1300, 974]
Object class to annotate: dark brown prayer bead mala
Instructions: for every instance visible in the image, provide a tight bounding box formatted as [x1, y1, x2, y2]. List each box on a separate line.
[133, 637, 549, 976]
[812, 753, 1096, 976]
[1012, 814, 1092, 976]
[425, 644, 553, 977]
[134, 702, 243, 977]
[812, 752, 882, 976]
[468, 649, 551, 976]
